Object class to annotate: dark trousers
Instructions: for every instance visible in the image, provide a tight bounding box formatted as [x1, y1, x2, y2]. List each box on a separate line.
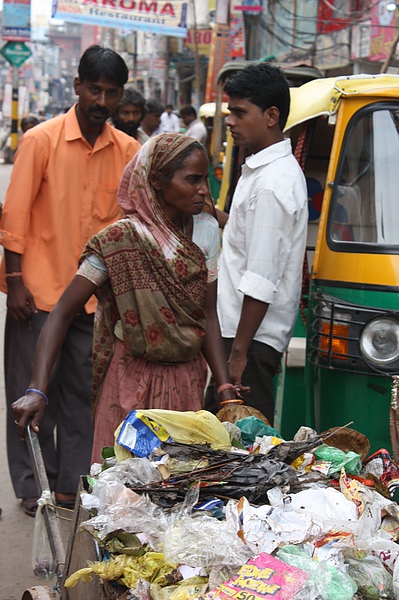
[5, 309, 94, 499]
[204, 338, 282, 425]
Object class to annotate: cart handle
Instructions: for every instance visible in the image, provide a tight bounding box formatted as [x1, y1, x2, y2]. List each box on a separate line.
[26, 424, 66, 583]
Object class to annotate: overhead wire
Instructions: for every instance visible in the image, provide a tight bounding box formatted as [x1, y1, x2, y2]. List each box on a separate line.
[261, 0, 361, 62]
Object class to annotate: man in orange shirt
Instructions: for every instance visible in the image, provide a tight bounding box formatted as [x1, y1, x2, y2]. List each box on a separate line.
[0, 45, 140, 516]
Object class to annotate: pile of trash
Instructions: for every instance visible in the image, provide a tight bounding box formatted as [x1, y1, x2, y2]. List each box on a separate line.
[64, 409, 399, 599]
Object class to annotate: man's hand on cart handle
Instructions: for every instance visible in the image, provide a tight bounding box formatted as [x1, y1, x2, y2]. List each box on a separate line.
[12, 392, 46, 441]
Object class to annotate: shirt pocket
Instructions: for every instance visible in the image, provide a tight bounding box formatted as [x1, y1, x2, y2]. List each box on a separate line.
[227, 202, 247, 252]
[91, 184, 120, 223]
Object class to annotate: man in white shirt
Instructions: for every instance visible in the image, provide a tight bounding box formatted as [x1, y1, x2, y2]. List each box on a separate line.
[138, 98, 164, 143]
[160, 104, 180, 133]
[206, 63, 308, 424]
[180, 105, 208, 146]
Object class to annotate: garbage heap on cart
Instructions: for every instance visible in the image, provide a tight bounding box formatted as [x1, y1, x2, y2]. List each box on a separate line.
[60, 407, 399, 600]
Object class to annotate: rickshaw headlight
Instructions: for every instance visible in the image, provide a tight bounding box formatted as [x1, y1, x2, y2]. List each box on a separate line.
[360, 317, 399, 365]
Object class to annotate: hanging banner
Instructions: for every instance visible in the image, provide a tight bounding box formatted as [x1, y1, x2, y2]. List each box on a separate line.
[205, 23, 231, 103]
[2, 0, 31, 42]
[233, 0, 264, 13]
[230, 3, 245, 59]
[53, 0, 188, 37]
[369, 0, 395, 62]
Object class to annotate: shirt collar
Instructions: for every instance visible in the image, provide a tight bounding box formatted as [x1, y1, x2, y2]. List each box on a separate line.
[64, 103, 114, 149]
[244, 138, 292, 171]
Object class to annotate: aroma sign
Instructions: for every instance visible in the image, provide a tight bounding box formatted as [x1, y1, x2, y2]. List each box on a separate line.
[54, 0, 188, 36]
[82, 0, 177, 14]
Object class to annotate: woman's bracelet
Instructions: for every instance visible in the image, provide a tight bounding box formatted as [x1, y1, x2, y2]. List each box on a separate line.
[25, 388, 49, 405]
[5, 272, 22, 278]
[220, 398, 244, 406]
[217, 383, 242, 397]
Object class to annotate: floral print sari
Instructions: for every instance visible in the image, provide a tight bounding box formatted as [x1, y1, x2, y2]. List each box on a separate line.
[80, 133, 216, 460]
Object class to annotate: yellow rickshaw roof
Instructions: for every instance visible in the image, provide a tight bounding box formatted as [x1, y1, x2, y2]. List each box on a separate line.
[199, 102, 230, 118]
[285, 73, 399, 131]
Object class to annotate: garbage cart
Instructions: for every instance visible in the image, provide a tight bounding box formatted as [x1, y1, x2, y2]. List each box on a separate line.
[21, 425, 127, 600]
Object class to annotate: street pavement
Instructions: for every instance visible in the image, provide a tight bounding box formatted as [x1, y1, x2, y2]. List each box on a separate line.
[0, 163, 48, 600]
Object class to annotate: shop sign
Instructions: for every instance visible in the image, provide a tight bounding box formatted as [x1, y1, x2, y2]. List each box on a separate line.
[53, 0, 188, 37]
[2, 0, 31, 42]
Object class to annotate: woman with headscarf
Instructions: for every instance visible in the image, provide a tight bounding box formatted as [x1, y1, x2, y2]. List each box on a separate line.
[12, 133, 239, 462]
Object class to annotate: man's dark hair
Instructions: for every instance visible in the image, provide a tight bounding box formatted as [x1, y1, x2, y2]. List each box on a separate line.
[224, 63, 290, 131]
[78, 45, 128, 87]
[145, 99, 164, 115]
[21, 114, 39, 132]
[117, 87, 146, 115]
[180, 105, 197, 118]
[165, 104, 174, 110]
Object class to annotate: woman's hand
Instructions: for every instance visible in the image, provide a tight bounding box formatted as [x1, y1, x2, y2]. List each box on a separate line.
[12, 392, 46, 441]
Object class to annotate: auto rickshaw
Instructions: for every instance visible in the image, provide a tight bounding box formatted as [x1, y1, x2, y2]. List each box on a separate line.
[198, 101, 230, 199]
[216, 69, 399, 457]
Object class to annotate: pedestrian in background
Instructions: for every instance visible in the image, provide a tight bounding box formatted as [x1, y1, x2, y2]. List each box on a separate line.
[20, 114, 39, 134]
[111, 87, 146, 143]
[205, 63, 308, 424]
[160, 104, 180, 133]
[180, 105, 208, 146]
[0, 44, 140, 517]
[138, 99, 164, 142]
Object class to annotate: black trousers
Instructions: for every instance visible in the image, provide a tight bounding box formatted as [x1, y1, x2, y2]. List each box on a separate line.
[204, 338, 282, 425]
[5, 309, 94, 499]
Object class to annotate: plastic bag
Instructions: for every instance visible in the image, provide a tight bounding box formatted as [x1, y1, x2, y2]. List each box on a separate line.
[313, 444, 362, 476]
[151, 576, 208, 600]
[345, 554, 393, 599]
[134, 409, 231, 451]
[162, 512, 253, 567]
[32, 489, 56, 579]
[117, 411, 172, 458]
[363, 449, 399, 497]
[234, 416, 281, 447]
[276, 545, 357, 600]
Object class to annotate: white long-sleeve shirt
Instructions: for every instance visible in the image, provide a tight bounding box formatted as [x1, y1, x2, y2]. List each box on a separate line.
[160, 111, 180, 133]
[217, 138, 308, 353]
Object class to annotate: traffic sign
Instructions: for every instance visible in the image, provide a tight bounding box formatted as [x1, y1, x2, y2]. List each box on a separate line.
[1, 41, 32, 67]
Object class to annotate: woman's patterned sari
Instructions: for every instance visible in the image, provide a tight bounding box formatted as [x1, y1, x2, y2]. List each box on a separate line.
[80, 133, 216, 460]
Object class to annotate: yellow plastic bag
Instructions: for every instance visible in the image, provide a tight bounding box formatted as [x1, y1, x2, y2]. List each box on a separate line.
[135, 409, 231, 451]
[64, 553, 133, 587]
[115, 409, 231, 455]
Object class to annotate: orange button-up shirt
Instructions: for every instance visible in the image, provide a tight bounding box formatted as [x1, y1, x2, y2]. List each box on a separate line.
[0, 104, 140, 313]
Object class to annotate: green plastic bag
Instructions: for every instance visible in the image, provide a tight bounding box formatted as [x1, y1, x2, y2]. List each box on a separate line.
[346, 555, 393, 599]
[276, 545, 357, 600]
[313, 444, 362, 476]
[234, 416, 281, 446]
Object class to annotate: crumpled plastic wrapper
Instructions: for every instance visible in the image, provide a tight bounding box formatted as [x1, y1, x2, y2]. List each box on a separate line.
[81, 457, 162, 513]
[225, 496, 318, 556]
[81, 493, 170, 545]
[161, 512, 253, 567]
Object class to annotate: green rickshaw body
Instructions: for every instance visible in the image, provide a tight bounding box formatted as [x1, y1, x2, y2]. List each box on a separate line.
[280, 76, 399, 454]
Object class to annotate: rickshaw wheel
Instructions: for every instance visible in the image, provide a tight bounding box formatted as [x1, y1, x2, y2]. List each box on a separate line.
[21, 586, 55, 600]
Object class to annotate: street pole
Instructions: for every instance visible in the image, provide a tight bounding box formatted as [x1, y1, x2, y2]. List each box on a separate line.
[10, 64, 19, 153]
[381, 29, 399, 73]
[191, 0, 202, 108]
